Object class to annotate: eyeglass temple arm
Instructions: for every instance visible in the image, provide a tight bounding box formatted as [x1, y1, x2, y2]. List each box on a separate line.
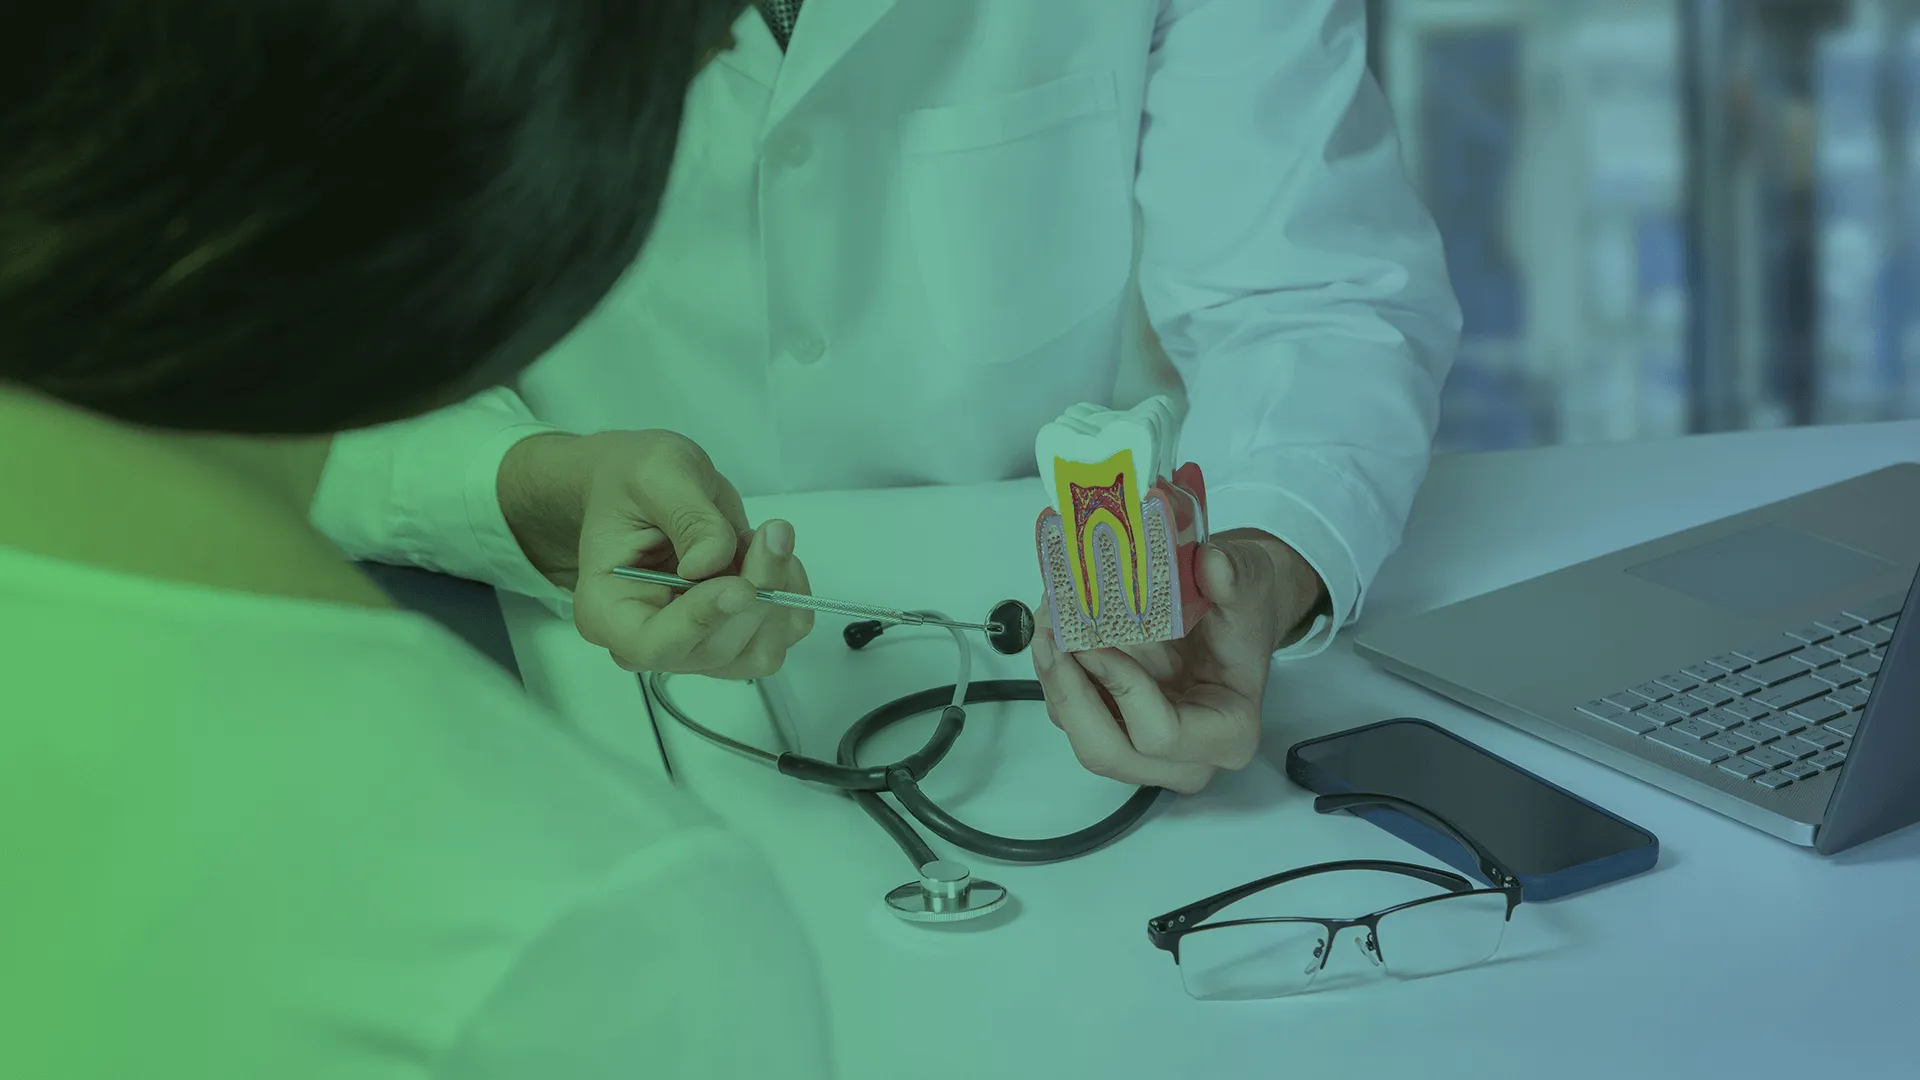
[1314, 792, 1522, 890]
[1147, 857, 1470, 949]
[1146, 794, 1524, 952]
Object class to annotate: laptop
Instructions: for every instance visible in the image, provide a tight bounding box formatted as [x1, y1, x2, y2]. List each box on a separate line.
[1351, 463, 1918, 854]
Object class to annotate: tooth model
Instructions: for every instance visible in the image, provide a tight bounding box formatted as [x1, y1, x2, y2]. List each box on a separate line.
[1034, 397, 1210, 653]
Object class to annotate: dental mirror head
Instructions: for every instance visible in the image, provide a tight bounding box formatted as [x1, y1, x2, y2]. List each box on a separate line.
[885, 859, 1009, 923]
[985, 599, 1036, 656]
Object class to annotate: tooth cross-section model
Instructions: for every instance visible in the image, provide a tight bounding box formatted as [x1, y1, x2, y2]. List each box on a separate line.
[1034, 398, 1210, 653]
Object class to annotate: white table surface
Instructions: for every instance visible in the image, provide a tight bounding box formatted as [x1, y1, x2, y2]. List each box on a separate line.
[502, 419, 1920, 1080]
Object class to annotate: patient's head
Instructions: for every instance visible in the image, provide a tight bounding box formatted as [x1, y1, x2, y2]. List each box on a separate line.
[0, 0, 740, 436]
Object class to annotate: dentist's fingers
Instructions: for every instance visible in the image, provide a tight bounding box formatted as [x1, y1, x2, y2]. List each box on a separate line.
[1075, 647, 1253, 771]
[617, 438, 751, 581]
[683, 521, 785, 671]
[761, 553, 815, 648]
[1072, 647, 1181, 758]
[1032, 632, 1213, 795]
[602, 574, 759, 672]
[704, 524, 816, 680]
[575, 518, 747, 668]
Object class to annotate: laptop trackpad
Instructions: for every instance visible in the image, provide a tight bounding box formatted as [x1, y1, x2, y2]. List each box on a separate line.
[1624, 524, 1893, 616]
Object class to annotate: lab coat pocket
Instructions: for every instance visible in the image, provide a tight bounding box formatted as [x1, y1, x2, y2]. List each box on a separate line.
[900, 70, 1135, 366]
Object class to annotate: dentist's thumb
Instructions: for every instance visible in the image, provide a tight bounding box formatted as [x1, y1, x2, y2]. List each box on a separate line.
[1198, 538, 1274, 613]
[630, 463, 744, 581]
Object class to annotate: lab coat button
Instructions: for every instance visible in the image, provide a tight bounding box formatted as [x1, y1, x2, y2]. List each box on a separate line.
[772, 133, 813, 167]
[789, 336, 825, 365]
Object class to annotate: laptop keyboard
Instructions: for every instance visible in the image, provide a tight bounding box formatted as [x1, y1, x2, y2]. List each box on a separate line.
[1577, 594, 1902, 792]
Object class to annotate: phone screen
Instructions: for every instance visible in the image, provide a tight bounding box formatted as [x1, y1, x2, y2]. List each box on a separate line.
[1293, 721, 1653, 875]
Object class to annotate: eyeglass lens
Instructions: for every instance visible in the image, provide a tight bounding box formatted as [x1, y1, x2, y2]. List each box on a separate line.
[1176, 889, 1509, 1000]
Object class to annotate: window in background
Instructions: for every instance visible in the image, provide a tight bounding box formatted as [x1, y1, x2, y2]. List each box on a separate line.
[1372, 0, 1920, 452]
[1813, 2, 1920, 423]
[1418, 22, 1532, 450]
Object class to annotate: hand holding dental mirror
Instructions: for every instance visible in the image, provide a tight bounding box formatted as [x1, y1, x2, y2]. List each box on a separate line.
[609, 566, 1036, 655]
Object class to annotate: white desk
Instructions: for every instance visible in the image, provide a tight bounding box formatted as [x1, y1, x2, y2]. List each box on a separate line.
[502, 420, 1920, 1080]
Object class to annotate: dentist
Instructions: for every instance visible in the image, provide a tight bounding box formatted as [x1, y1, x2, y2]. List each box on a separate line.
[314, 0, 1461, 794]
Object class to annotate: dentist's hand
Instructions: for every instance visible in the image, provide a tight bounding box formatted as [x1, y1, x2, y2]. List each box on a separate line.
[1031, 529, 1327, 794]
[498, 430, 814, 679]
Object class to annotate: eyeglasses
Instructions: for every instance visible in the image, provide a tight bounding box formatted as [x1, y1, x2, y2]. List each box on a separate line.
[1147, 793, 1525, 1000]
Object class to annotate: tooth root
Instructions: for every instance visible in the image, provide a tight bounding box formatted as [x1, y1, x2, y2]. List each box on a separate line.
[1035, 489, 1186, 652]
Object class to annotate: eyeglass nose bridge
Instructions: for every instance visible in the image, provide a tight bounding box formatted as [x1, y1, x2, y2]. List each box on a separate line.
[1306, 918, 1382, 974]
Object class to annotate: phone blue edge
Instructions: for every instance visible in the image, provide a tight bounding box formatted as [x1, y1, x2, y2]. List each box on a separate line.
[1285, 717, 1660, 902]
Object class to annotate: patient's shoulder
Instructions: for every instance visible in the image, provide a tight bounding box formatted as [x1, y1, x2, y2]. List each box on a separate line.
[326, 629, 714, 859]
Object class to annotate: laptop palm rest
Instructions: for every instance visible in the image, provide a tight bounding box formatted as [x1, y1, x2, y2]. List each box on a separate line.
[1623, 524, 1893, 616]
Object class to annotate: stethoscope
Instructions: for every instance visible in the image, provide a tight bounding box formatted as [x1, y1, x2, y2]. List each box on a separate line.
[618, 566, 1165, 923]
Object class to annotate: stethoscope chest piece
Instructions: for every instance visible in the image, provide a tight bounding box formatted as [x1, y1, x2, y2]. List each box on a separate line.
[884, 859, 1008, 923]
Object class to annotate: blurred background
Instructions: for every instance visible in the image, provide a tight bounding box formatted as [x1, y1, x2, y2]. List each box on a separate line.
[1365, 0, 1920, 451]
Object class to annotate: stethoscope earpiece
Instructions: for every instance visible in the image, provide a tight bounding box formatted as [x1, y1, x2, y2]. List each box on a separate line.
[884, 860, 1009, 923]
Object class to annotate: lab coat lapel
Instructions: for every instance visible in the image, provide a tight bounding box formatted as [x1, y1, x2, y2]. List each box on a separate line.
[763, 0, 898, 128]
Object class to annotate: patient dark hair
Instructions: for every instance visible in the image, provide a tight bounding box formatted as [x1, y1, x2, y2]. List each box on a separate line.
[0, 0, 738, 434]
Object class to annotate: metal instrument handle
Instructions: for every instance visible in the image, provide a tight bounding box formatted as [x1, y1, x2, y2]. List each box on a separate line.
[607, 566, 994, 632]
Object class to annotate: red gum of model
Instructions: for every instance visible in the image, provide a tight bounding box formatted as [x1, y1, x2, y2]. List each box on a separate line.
[1162, 462, 1212, 633]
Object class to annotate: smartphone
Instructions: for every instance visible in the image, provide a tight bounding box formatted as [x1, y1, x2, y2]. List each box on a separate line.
[1285, 718, 1658, 901]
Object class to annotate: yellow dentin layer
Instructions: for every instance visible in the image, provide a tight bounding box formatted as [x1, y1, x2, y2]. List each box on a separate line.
[1052, 449, 1150, 622]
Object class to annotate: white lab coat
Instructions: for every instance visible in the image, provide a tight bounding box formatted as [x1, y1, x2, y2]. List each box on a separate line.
[312, 0, 1461, 658]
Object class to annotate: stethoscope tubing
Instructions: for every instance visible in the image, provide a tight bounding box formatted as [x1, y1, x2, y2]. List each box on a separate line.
[833, 679, 1163, 865]
[646, 623, 1162, 878]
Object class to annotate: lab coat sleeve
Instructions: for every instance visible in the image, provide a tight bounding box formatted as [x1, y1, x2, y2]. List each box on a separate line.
[434, 830, 835, 1080]
[311, 386, 578, 618]
[1136, 0, 1462, 659]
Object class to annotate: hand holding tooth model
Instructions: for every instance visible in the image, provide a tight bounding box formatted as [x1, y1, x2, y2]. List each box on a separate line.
[1030, 397, 1330, 795]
